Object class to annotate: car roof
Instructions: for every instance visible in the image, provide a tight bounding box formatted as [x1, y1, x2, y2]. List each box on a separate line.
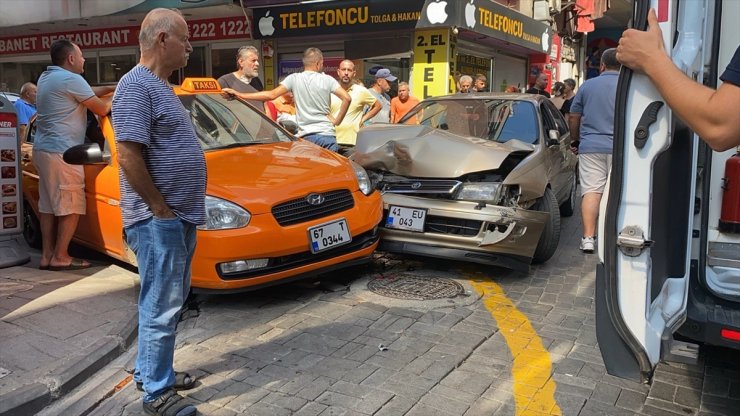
[0, 92, 20, 103]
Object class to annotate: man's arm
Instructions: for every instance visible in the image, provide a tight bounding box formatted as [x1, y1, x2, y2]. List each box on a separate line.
[361, 100, 382, 125]
[116, 141, 174, 218]
[617, 8, 740, 151]
[92, 85, 116, 97]
[568, 113, 581, 144]
[82, 95, 112, 116]
[222, 85, 288, 102]
[331, 86, 351, 126]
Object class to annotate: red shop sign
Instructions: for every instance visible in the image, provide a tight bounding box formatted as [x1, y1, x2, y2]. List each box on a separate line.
[0, 15, 252, 56]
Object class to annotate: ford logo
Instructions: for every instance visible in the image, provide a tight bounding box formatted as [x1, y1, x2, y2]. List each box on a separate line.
[411, 182, 422, 190]
[306, 193, 325, 205]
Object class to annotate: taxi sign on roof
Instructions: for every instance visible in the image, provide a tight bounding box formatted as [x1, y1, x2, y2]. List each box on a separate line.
[181, 78, 221, 93]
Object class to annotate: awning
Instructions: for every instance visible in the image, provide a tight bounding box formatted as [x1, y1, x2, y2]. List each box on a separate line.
[416, 0, 553, 54]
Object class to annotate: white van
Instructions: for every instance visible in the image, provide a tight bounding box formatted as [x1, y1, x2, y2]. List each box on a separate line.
[596, 0, 740, 382]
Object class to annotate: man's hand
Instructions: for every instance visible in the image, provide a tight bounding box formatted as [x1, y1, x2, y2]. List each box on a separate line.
[221, 88, 237, 98]
[152, 205, 176, 219]
[617, 8, 666, 74]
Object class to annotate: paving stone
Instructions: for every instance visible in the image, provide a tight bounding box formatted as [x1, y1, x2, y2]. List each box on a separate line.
[316, 390, 359, 409]
[375, 396, 416, 416]
[644, 397, 698, 415]
[649, 380, 678, 402]
[580, 397, 637, 416]
[615, 389, 648, 413]
[675, 386, 702, 409]
[653, 370, 704, 392]
[702, 376, 730, 397]
[294, 401, 329, 416]
[553, 357, 585, 376]
[296, 376, 336, 401]
[340, 363, 379, 384]
[277, 374, 318, 395]
[440, 370, 493, 396]
[555, 393, 587, 416]
[244, 401, 293, 416]
[589, 383, 622, 405]
[418, 391, 471, 415]
[352, 389, 395, 414]
[464, 397, 503, 416]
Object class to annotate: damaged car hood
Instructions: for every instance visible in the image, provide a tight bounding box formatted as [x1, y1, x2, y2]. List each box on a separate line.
[352, 124, 534, 178]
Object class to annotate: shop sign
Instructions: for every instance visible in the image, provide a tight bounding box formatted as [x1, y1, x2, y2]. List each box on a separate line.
[278, 57, 345, 80]
[416, 0, 552, 54]
[251, 0, 425, 39]
[0, 111, 21, 235]
[456, 54, 491, 79]
[412, 28, 450, 99]
[0, 16, 253, 56]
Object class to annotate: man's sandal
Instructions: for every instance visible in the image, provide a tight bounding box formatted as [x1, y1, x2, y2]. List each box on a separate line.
[143, 389, 196, 416]
[137, 372, 196, 392]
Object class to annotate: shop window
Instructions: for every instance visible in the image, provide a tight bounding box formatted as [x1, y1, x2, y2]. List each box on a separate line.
[99, 54, 136, 83]
[0, 61, 48, 94]
[211, 48, 237, 81]
[169, 46, 206, 85]
[362, 58, 409, 98]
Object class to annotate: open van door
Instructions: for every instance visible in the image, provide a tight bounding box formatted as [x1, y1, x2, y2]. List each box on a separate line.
[595, 0, 723, 383]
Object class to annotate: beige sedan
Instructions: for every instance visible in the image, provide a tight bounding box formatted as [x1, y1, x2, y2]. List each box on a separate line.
[353, 93, 578, 272]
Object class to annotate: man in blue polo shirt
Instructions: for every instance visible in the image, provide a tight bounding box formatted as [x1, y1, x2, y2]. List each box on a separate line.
[13, 82, 36, 140]
[568, 48, 621, 253]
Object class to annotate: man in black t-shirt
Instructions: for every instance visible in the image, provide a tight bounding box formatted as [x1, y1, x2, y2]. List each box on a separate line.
[526, 73, 551, 97]
[618, 8, 740, 151]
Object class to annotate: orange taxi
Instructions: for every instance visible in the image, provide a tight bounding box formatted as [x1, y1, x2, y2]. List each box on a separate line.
[21, 78, 383, 292]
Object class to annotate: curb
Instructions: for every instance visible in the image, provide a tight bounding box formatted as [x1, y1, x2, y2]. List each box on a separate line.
[0, 312, 138, 416]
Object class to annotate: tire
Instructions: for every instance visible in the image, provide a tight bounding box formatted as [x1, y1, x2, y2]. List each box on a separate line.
[559, 171, 577, 217]
[23, 203, 42, 249]
[532, 187, 561, 264]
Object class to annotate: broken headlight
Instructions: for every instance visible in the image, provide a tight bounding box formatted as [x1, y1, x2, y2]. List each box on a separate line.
[455, 183, 501, 202]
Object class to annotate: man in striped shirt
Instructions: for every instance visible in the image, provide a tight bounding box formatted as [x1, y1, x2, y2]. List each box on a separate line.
[112, 8, 204, 416]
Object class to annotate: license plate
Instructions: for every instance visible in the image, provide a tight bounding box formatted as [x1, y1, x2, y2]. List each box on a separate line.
[308, 218, 352, 253]
[385, 205, 426, 232]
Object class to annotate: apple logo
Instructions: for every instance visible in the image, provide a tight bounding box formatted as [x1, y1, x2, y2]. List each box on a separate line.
[541, 29, 550, 52]
[426, 0, 448, 25]
[259, 10, 275, 37]
[465, 1, 476, 28]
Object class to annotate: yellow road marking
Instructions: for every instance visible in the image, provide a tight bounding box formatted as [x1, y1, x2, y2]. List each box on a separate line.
[470, 279, 562, 415]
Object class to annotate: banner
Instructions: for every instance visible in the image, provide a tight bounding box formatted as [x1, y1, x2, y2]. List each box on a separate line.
[0, 111, 21, 235]
[0, 16, 253, 56]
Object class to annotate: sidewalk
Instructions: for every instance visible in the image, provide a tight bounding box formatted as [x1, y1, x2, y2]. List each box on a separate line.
[0, 255, 139, 416]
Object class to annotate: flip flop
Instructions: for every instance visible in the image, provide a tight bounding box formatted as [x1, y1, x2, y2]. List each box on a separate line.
[48, 258, 92, 271]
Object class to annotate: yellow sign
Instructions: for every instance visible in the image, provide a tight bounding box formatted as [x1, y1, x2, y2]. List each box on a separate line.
[262, 40, 275, 90]
[412, 28, 450, 100]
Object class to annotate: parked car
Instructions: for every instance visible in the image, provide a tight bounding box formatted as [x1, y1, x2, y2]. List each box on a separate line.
[0, 91, 20, 104]
[21, 78, 383, 292]
[352, 93, 578, 272]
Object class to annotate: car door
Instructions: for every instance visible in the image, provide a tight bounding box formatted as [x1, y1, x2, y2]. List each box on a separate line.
[596, 0, 726, 382]
[72, 116, 127, 262]
[540, 100, 572, 202]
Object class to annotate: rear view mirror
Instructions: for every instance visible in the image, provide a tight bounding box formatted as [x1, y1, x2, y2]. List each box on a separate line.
[547, 129, 560, 146]
[63, 143, 110, 165]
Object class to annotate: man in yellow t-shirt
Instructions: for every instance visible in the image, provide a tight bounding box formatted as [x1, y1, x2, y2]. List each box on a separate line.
[330, 59, 381, 145]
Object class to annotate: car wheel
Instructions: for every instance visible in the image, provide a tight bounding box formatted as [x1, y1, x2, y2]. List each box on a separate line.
[559, 171, 577, 217]
[532, 187, 561, 264]
[23, 203, 42, 249]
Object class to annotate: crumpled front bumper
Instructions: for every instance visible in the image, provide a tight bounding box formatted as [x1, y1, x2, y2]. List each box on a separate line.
[378, 193, 549, 270]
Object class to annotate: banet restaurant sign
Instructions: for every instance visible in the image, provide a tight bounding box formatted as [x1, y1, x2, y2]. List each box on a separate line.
[0, 16, 253, 55]
[416, 0, 552, 54]
[252, 0, 425, 39]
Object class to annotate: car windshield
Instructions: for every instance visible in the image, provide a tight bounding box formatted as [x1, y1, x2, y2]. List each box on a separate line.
[179, 93, 292, 151]
[405, 99, 539, 144]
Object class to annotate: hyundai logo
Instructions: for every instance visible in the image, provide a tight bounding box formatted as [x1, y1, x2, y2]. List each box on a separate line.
[411, 182, 422, 190]
[306, 193, 325, 205]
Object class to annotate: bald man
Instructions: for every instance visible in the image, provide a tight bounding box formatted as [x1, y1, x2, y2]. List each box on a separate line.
[112, 8, 202, 416]
[14, 82, 37, 140]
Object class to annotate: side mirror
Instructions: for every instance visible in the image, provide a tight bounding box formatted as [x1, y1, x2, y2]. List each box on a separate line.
[63, 143, 110, 165]
[547, 129, 560, 147]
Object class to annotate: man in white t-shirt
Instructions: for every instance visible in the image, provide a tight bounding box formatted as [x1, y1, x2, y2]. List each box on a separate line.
[223, 47, 350, 152]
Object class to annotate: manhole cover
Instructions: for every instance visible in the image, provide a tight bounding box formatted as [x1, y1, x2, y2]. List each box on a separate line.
[367, 273, 465, 300]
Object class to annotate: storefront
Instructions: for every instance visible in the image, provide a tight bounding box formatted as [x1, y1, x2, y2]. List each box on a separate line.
[250, 0, 554, 98]
[0, 10, 259, 93]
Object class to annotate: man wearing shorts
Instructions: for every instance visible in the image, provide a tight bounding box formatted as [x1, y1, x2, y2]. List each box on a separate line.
[34, 39, 114, 270]
[568, 48, 621, 253]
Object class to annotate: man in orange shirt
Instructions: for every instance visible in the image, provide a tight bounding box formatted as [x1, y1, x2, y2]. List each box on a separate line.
[390, 82, 420, 124]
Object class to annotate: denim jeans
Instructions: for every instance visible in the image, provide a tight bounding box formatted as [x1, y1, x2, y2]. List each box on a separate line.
[126, 216, 197, 403]
[302, 133, 339, 152]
